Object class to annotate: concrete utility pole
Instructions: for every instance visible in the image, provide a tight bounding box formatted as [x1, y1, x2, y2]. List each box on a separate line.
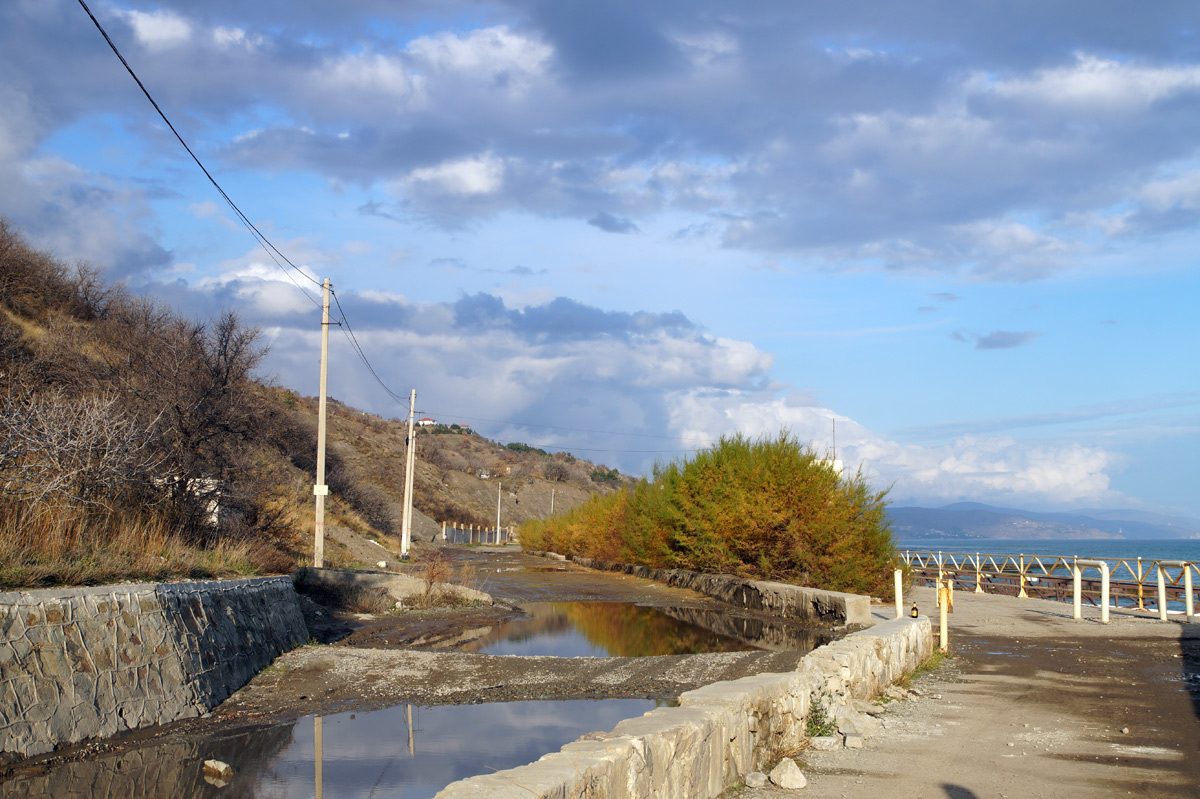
[496, 481, 502, 542]
[400, 389, 416, 558]
[313, 278, 331, 568]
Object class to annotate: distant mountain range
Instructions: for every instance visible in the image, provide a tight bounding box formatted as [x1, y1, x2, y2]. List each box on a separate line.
[886, 502, 1200, 540]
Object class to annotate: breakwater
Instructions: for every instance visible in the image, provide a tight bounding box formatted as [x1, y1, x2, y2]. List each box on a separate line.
[0, 576, 307, 759]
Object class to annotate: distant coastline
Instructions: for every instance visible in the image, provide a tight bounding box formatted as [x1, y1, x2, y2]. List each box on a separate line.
[896, 538, 1200, 562]
[888, 502, 1200, 542]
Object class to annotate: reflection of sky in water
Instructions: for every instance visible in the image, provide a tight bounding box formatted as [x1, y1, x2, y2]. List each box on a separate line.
[2, 700, 658, 799]
[481, 628, 608, 657]
[238, 699, 656, 799]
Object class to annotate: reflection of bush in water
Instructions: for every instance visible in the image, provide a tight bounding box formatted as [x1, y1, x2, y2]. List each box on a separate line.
[2, 722, 295, 798]
[559, 602, 750, 657]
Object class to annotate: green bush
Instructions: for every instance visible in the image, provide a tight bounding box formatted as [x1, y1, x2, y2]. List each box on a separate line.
[521, 432, 896, 598]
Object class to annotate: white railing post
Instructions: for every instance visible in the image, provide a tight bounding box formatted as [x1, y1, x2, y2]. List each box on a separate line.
[1186, 565, 1195, 624]
[1099, 561, 1110, 624]
[1157, 565, 1168, 622]
[894, 569, 904, 619]
[1080, 559, 1089, 614]
[1018, 554, 1027, 598]
[974, 554, 984, 594]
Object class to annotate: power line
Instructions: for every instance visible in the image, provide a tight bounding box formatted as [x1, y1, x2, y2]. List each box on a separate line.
[75, 0, 726, 457]
[422, 410, 719, 445]
[75, 0, 323, 311]
[330, 288, 409, 406]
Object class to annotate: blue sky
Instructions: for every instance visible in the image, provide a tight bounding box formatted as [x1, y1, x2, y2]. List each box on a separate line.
[2, 0, 1198, 516]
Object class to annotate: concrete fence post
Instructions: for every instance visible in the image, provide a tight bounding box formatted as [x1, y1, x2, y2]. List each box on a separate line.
[1187, 565, 1195, 624]
[894, 569, 903, 619]
[938, 580, 950, 653]
[1072, 562, 1083, 620]
[974, 554, 984, 594]
[1158, 565, 1168, 622]
[1018, 554, 1027, 598]
[1156, 561, 1195, 623]
[1100, 562, 1110, 623]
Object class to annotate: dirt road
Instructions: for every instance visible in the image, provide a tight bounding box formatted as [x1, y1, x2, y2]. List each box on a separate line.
[732, 585, 1200, 799]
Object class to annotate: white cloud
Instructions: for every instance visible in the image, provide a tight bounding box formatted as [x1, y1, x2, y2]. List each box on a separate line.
[1138, 169, 1200, 213]
[212, 26, 261, 51]
[405, 154, 506, 196]
[984, 54, 1200, 113]
[407, 26, 552, 92]
[312, 52, 427, 111]
[664, 389, 1119, 507]
[119, 9, 192, 52]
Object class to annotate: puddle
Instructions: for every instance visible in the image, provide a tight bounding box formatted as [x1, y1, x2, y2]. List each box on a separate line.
[459, 601, 831, 657]
[1, 698, 659, 799]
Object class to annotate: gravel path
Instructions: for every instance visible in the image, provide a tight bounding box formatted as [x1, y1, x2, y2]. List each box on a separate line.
[727, 585, 1200, 799]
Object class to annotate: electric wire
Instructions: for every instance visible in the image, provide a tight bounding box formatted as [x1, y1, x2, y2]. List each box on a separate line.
[423, 410, 719, 446]
[330, 289, 410, 405]
[75, 0, 323, 311]
[75, 0, 729, 459]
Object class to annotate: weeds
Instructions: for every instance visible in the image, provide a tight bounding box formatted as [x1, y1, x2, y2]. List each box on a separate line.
[805, 698, 837, 738]
[896, 648, 954, 689]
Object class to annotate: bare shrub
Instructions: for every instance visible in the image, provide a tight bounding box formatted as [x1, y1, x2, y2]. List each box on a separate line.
[0, 388, 162, 513]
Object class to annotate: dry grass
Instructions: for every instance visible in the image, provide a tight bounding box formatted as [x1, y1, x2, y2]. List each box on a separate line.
[0, 503, 290, 589]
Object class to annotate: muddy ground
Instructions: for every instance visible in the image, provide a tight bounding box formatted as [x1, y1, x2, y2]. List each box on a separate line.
[8, 546, 1199, 799]
[220, 547, 836, 720]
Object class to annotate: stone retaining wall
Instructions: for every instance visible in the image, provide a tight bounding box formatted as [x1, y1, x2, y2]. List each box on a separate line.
[549, 554, 872, 627]
[434, 615, 932, 799]
[293, 567, 494, 606]
[0, 576, 307, 759]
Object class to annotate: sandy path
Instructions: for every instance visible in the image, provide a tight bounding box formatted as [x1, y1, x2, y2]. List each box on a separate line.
[732, 585, 1200, 799]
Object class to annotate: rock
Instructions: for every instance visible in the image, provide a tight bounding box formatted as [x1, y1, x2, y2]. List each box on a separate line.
[203, 759, 234, 786]
[844, 733, 865, 749]
[809, 735, 841, 751]
[745, 771, 769, 788]
[377, 561, 388, 569]
[769, 758, 807, 789]
[1121, 727, 1130, 735]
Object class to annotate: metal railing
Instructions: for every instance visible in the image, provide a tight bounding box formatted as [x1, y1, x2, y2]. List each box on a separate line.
[441, 522, 514, 545]
[899, 549, 1198, 624]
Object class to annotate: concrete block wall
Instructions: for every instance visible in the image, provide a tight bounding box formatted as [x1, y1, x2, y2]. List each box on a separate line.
[433, 616, 932, 799]
[0, 576, 307, 759]
[559, 555, 872, 626]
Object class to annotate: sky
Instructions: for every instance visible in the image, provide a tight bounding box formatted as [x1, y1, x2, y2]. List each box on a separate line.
[2, 0, 1198, 517]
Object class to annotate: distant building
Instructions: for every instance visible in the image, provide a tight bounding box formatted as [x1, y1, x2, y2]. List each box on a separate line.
[417, 418, 437, 426]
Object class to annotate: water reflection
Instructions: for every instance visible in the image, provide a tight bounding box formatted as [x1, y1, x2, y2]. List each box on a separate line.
[460, 601, 830, 657]
[0, 699, 658, 799]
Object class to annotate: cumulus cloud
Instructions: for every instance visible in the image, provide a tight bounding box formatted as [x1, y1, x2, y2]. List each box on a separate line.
[664, 390, 1120, 507]
[10, 1, 1200, 280]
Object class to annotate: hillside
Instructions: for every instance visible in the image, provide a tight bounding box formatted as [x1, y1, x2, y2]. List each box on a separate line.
[0, 219, 625, 587]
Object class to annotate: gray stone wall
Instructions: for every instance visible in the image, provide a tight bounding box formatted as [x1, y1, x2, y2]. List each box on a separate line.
[0, 576, 307, 759]
[433, 616, 932, 799]
[560, 555, 872, 626]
